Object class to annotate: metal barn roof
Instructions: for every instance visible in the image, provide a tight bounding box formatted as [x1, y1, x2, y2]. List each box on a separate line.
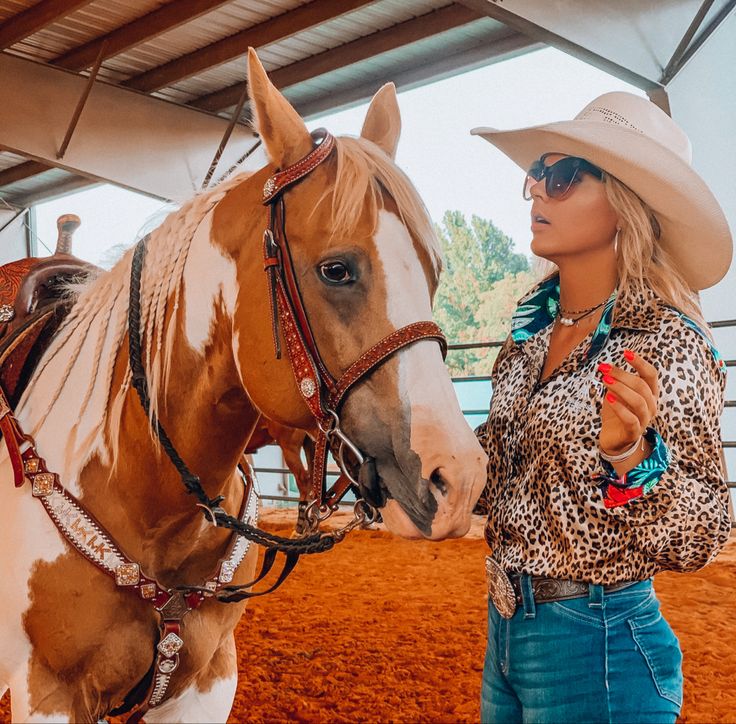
[0, 0, 732, 206]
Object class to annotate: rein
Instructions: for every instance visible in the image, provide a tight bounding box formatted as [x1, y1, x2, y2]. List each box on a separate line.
[127, 128, 447, 597]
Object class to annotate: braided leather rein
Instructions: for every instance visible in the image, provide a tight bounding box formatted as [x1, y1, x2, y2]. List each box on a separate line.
[127, 128, 447, 601]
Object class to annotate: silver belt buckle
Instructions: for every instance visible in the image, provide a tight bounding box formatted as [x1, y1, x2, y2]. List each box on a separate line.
[485, 556, 516, 619]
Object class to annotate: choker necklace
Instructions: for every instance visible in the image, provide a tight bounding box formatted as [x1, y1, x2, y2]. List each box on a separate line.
[557, 298, 608, 327]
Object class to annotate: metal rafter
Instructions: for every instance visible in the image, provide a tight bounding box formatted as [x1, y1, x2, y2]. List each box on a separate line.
[53, 0, 234, 71]
[0, 0, 94, 49]
[190, 3, 483, 112]
[0, 52, 260, 203]
[454, 0, 662, 91]
[295, 30, 539, 119]
[0, 160, 51, 187]
[661, 0, 736, 84]
[123, 0, 379, 94]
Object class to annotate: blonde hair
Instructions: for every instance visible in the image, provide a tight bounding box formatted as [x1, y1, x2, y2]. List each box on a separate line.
[535, 172, 711, 337]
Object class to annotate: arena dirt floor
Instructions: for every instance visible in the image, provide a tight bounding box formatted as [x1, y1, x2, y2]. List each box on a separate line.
[2, 508, 735, 723]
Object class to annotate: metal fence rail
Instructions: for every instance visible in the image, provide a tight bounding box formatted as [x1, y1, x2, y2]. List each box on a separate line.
[254, 319, 736, 499]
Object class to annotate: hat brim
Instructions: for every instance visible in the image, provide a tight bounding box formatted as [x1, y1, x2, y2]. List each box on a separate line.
[471, 120, 732, 290]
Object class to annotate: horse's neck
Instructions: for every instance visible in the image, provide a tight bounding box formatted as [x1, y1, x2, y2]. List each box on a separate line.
[16, 224, 259, 583]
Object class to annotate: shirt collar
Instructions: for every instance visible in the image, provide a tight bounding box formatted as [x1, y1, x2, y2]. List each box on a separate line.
[510, 275, 661, 358]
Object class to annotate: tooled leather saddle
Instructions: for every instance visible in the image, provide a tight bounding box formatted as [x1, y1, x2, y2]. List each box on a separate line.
[0, 214, 99, 405]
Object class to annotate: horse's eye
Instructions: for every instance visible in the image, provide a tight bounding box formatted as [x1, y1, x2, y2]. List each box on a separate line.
[318, 261, 352, 285]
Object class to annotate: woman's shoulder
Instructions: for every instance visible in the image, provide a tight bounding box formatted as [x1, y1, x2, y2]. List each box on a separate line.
[650, 299, 726, 377]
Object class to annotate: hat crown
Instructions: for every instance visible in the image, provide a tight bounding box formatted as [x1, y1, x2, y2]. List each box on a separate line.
[574, 92, 692, 165]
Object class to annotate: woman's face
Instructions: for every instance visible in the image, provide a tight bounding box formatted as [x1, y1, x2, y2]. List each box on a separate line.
[528, 153, 619, 263]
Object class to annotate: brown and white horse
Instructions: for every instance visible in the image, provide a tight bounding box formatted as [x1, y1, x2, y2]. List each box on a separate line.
[0, 51, 486, 722]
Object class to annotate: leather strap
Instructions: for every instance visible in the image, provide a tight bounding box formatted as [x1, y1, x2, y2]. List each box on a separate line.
[508, 573, 637, 605]
[262, 129, 335, 203]
[329, 321, 446, 409]
[259, 128, 448, 515]
[0, 388, 24, 486]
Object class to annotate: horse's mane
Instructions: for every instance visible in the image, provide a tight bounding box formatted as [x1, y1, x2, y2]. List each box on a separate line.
[330, 136, 442, 279]
[23, 170, 253, 469]
[23, 135, 441, 474]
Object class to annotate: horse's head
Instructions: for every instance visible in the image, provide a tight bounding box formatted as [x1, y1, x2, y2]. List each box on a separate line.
[214, 50, 486, 540]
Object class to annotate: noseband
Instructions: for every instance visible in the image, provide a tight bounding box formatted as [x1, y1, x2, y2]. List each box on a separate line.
[261, 129, 446, 526]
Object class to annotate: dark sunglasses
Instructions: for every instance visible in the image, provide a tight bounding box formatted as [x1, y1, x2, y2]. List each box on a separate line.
[523, 155, 603, 200]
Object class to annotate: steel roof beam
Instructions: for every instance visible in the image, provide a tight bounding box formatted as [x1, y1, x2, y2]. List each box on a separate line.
[190, 3, 483, 112]
[454, 0, 663, 92]
[0, 53, 260, 202]
[295, 31, 540, 119]
[0, 0, 94, 49]
[661, 0, 736, 84]
[123, 0, 378, 94]
[0, 161, 51, 187]
[53, 0, 234, 71]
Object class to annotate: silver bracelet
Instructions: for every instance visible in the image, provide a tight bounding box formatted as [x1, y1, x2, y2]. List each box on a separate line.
[599, 436, 643, 463]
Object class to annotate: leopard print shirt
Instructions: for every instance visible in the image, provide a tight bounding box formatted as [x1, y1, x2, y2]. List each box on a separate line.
[475, 277, 730, 584]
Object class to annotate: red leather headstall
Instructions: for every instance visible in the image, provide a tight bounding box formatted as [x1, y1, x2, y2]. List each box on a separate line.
[260, 129, 447, 522]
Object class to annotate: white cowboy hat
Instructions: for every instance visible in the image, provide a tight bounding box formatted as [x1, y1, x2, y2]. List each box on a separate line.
[471, 91, 732, 290]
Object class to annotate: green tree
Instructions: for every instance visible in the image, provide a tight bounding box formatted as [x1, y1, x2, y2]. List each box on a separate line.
[432, 211, 532, 376]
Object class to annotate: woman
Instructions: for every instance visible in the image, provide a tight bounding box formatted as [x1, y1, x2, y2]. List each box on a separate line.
[471, 92, 732, 723]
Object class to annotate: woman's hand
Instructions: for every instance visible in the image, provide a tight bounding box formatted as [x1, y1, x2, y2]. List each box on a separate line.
[597, 349, 658, 457]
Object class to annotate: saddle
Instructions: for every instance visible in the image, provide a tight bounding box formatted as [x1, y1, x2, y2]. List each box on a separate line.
[0, 215, 99, 405]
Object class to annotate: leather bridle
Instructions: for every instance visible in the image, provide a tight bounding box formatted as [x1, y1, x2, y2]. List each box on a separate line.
[127, 127, 447, 579]
[259, 128, 447, 527]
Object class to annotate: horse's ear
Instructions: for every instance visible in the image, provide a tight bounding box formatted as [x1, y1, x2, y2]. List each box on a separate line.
[360, 83, 401, 159]
[247, 48, 312, 168]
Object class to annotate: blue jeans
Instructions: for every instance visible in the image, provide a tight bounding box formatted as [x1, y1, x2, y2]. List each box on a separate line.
[481, 578, 683, 724]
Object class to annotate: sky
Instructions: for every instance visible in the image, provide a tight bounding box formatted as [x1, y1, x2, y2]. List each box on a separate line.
[33, 46, 642, 266]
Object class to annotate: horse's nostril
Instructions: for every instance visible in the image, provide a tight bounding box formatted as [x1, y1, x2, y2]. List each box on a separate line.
[430, 468, 448, 496]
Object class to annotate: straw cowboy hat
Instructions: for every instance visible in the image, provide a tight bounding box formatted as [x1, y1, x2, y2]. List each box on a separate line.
[471, 91, 732, 290]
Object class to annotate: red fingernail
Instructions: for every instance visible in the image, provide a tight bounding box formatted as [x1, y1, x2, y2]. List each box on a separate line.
[624, 349, 635, 362]
[603, 375, 615, 385]
[606, 392, 617, 404]
[598, 363, 612, 373]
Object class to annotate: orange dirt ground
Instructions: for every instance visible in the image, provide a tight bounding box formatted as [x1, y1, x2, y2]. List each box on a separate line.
[2, 509, 735, 723]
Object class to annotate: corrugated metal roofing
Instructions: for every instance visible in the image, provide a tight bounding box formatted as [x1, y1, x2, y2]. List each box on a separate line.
[0, 0, 539, 205]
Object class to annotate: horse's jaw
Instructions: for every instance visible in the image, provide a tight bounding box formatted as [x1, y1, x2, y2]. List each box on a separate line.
[379, 493, 476, 540]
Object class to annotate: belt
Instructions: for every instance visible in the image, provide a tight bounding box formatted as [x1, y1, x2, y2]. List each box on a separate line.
[485, 556, 637, 619]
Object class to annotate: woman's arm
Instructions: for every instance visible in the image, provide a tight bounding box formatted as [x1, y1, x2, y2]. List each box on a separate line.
[598, 326, 730, 572]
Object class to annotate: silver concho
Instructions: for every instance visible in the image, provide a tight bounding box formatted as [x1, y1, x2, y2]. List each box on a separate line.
[299, 377, 316, 398]
[0, 304, 14, 323]
[484, 555, 516, 619]
[158, 656, 179, 674]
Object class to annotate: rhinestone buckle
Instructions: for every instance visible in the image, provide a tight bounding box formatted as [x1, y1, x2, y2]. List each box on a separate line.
[485, 556, 517, 620]
[31, 472, 55, 497]
[0, 304, 15, 322]
[158, 632, 184, 658]
[263, 177, 276, 199]
[115, 562, 141, 586]
[299, 377, 316, 398]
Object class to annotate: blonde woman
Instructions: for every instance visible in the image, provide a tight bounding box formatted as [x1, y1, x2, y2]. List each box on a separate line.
[472, 92, 732, 723]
